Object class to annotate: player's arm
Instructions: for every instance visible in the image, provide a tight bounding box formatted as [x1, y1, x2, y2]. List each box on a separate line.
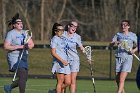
[109, 34, 120, 47]
[131, 34, 138, 54]
[79, 45, 86, 53]
[77, 35, 85, 53]
[131, 47, 138, 54]
[26, 38, 34, 49]
[4, 40, 24, 51]
[51, 48, 68, 66]
[109, 41, 115, 47]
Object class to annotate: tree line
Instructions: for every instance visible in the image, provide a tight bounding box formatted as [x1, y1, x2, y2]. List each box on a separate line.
[0, 0, 140, 42]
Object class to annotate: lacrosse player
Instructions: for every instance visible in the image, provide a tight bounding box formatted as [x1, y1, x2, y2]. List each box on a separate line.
[63, 21, 85, 93]
[136, 34, 140, 89]
[110, 20, 138, 93]
[138, 35, 140, 55]
[50, 23, 71, 93]
[3, 13, 34, 93]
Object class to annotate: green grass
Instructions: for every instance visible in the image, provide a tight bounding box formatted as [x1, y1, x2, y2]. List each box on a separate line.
[29, 40, 110, 46]
[0, 77, 139, 93]
[0, 48, 139, 79]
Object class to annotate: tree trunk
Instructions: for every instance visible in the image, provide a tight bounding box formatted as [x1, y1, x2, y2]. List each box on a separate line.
[41, 0, 45, 41]
[2, 0, 6, 39]
[12, 0, 31, 31]
[135, 0, 139, 34]
[56, 0, 67, 22]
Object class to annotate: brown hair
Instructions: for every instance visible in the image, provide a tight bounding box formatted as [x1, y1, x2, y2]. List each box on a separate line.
[52, 23, 63, 37]
[121, 20, 130, 26]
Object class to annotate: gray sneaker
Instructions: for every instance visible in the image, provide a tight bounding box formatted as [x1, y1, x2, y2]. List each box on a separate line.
[4, 85, 11, 93]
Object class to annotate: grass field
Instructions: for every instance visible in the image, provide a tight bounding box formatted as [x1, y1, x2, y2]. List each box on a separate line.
[0, 77, 139, 93]
[31, 41, 110, 46]
[0, 48, 139, 79]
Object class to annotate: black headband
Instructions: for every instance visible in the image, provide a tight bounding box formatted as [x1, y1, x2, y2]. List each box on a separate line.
[8, 13, 20, 26]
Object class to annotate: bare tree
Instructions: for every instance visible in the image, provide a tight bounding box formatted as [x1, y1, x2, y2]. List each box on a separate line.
[135, 0, 139, 34]
[1, 0, 140, 41]
[56, 0, 67, 22]
[2, 0, 7, 39]
[44, 0, 68, 40]
[41, 0, 45, 41]
[12, 0, 31, 31]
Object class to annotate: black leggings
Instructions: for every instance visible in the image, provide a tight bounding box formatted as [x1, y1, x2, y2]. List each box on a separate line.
[11, 68, 28, 93]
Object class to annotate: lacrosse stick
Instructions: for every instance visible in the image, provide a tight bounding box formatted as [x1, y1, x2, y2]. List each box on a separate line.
[119, 40, 140, 61]
[84, 46, 96, 93]
[12, 30, 32, 82]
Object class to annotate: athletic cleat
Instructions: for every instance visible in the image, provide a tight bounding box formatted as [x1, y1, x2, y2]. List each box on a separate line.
[52, 89, 56, 93]
[48, 89, 56, 93]
[4, 85, 11, 93]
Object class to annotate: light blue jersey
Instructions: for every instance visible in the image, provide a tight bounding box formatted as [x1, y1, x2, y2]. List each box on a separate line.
[112, 32, 137, 72]
[50, 36, 67, 63]
[5, 29, 28, 71]
[112, 32, 137, 57]
[63, 31, 82, 72]
[50, 36, 70, 74]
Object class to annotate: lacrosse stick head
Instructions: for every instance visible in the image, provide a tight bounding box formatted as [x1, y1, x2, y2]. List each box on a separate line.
[119, 40, 131, 51]
[24, 30, 32, 44]
[84, 46, 92, 61]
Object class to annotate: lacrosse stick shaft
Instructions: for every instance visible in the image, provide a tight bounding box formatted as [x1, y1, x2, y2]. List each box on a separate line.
[13, 72, 17, 82]
[13, 30, 32, 82]
[12, 49, 24, 82]
[84, 46, 96, 93]
[89, 63, 96, 93]
[133, 54, 140, 61]
[119, 40, 140, 61]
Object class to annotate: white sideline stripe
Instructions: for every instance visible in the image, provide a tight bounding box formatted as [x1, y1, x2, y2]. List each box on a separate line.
[26, 89, 48, 92]
[1, 84, 116, 87]
[27, 85, 50, 86]
[1, 88, 89, 93]
[0, 87, 50, 92]
[0, 85, 51, 87]
[0, 80, 11, 81]
[0, 86, 4, 88]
